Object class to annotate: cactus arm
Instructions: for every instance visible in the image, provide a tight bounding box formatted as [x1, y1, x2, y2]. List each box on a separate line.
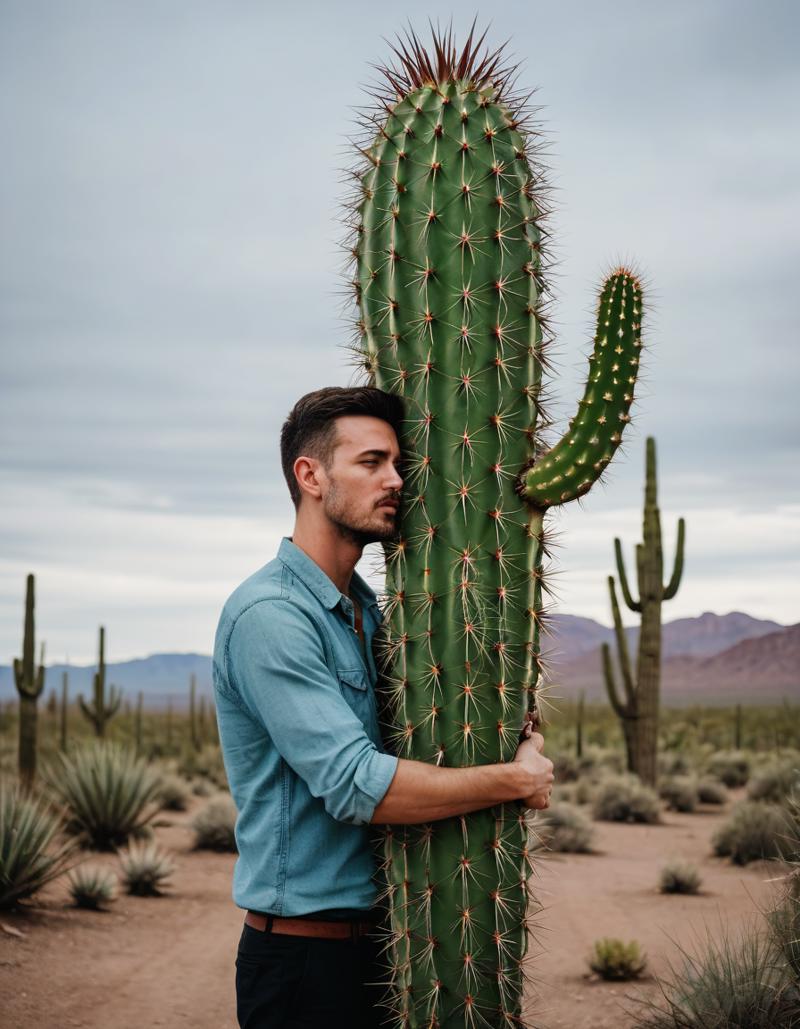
[608, 576, 636, 705]
[614, 537, 642, 613]
[601, 642, 629, 719]
[662, 516, 685, 600]
[519, 270, 642, 509]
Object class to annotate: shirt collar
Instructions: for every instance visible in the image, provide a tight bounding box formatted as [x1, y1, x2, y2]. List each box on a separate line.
[278, 537, 379, 612]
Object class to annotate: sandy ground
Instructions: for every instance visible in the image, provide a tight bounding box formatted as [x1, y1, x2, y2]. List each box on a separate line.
[0, 790, 786, 1029]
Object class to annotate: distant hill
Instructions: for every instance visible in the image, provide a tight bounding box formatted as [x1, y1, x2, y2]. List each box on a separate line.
[0, 612, 795, 708]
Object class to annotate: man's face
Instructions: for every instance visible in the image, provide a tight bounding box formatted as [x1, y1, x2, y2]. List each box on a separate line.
[318, 415, 404, 545]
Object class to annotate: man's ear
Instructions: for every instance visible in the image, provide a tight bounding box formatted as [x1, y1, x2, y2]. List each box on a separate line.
[293, 455, 324, 501]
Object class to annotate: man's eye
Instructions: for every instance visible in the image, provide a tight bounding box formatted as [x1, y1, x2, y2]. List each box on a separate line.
[362, 460, 377, 466]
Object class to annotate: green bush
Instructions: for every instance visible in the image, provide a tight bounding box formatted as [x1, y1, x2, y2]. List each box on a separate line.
[156, 773, 191, 812]
[658, 859, 702, 895]
[534, 802, 595, 853]
[630, 924, 798, 1028]
[712, 801, 791, 865]
[747, 760, 799, 805]
[589, 937, 647, 981]
[592, 776, 661, 824]
[178, 745, 228, 789]
[68, 865, 117, 909]
[0, 782, 77, 909]
[706, 751, 751, 788]
[659, 776, 699, 813]
[659, 752, 693, 777]
[191, 796, 237, 852]
[552, 752, 579, 783]
[553, 777, 595, 806]
[118, 840, 175, 896]
[696, 777, 728, 805]
[48, 742, 162, 850]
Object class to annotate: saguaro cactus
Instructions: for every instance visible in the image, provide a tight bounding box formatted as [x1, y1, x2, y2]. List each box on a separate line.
[347, 27, 645, 1028]
[79, 626, 121, 738]
[189, 674, 201, 752]
[602, 436, 684, 787]
[14, 573, 46, 788]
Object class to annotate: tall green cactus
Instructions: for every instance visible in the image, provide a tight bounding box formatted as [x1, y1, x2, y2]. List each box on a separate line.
[601, 436, 684, 787]
[14, 573, 46, 789]
[189, 673, 201, 752]
[79, 626, 121, 738]
[348, 27, 645, 1028]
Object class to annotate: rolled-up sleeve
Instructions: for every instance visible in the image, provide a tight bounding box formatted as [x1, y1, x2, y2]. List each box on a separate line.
[226, 600, 397, 825]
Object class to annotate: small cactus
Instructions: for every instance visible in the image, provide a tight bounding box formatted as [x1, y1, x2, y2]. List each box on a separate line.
[118, 840, 175, 896]
[79, 627, 121, 738]
[13, 573, 46, 788]
[589, 937, 647, 981]
[68, 865, 117, 909]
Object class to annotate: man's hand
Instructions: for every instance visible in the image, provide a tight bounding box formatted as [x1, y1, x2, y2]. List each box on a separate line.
[513, 725, 554, 810]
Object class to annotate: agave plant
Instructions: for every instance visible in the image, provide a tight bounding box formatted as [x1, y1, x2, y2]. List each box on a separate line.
[68, 864, 117, 909]
[0, 780, 77, 908]
[118, 840, 175, 896]
[47, 741, 162, 850]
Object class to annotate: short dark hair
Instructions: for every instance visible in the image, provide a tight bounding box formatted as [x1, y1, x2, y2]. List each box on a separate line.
[280, 386, 405, 509]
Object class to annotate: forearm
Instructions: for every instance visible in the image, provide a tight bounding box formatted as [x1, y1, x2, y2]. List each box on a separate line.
[370, 757, 530, 824]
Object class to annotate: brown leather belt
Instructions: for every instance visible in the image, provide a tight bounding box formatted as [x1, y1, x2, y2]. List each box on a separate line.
[245, 910, 376, 940]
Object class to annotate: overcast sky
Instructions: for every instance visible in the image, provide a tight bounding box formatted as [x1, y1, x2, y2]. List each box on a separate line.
[2, 1, 798, 662]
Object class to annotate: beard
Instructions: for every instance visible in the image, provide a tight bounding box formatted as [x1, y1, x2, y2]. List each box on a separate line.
[323, 478, 400, 547]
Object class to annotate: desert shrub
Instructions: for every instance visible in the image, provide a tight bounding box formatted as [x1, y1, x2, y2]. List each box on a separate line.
[552, 752, 579, 783]
[712, 801, 790, 865]
[48, 742, 162, 850]
[191, 796, 237, 852]
[659, 752, 693, 777]
[706, 751, 751, 788]
[658, 859, 702, 895]
[534, 802, 595, 853]
[68, 865, 117, 909]
[156, 773, 191, 812]
[592, 776, 661, 824]
[767, 871, 800, 980]
[659, 776, 699, 813]
[696, 777, 728, 805]
[747, 760, 799, 805]
[554, 778, 595, 807]
[630, 924, 798, 1028]
[589, 937, 647, 981]
[0, 782, 77, 909]
[118, 840, 175, 896]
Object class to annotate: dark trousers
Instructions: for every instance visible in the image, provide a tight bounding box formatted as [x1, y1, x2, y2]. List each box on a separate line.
[235, 922, 389, 1029]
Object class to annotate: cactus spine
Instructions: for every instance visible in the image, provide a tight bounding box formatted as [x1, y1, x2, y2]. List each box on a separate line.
[79, 626, 121, 738]
[602, 437, 684, 787]
[349, 28, 644, 1027]
[14, 574, 46, 788]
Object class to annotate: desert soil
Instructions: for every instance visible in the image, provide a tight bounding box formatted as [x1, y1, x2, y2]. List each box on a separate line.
[0, 789, 786, 1029]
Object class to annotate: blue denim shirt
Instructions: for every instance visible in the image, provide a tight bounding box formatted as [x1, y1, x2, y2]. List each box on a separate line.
[213, 537, 399, 916]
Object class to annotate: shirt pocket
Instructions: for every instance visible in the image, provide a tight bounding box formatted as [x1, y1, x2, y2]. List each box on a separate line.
[337, 668, 371, 723]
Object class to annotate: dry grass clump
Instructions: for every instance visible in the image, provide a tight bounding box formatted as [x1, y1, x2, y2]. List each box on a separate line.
[533, 802, 596, 853]
[191, 795, 237, 852]
[118, 840, 175, 896]
[696, 777, 728, 805]
[712, 801, 791, 865]
[68, 865, 117, 909]
[156, 773, 191, 812]
[706, 750, 751, 788]
[747, 759, 799, 805]
[659, 776, 699, 813]
[658, 859, 702, 895]
[592, 775, 661, 824]
[589, 937, 647, 981]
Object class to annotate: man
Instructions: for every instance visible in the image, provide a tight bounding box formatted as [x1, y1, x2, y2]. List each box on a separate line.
[213, 386, 554, 1029]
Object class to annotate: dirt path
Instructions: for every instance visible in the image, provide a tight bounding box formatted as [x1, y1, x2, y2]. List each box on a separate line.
[0, 792, 785, 1028]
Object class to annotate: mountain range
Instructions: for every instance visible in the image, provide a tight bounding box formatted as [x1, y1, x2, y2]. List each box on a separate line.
[0, 611, 796, 708]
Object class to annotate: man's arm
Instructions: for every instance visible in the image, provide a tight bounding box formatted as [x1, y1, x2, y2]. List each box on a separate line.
[371, 732, 554, 824]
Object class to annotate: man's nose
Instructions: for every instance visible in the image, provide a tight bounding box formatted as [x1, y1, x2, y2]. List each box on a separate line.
[385, 465, 404, 491]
